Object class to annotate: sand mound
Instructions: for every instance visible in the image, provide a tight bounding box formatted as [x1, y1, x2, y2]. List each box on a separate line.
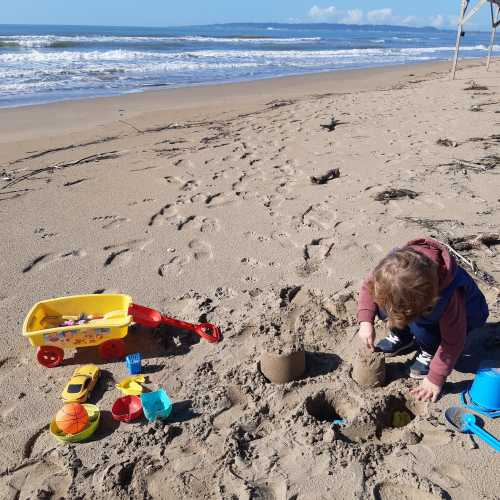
[352, 348, 386, 388]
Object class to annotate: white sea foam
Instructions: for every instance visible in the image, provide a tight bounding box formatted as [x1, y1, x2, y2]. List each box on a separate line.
[2, 44, 495, 65]
[0, 34, 321, 47]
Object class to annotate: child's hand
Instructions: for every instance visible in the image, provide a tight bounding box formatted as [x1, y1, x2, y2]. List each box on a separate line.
[358, 322, 375, 350]
[410, 377, 442, 402]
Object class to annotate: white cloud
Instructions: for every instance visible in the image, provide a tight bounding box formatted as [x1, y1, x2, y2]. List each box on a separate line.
[342, 8, 364, 24]
[400, 15, 418, 26]
[306, 5, 456, 28]
[367, 8, 393, 24]
[308, 5, 337, 20]
[429, 14, 445, 28]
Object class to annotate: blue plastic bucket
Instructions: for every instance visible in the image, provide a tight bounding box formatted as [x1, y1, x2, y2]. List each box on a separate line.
[468, 360, 500, 413]
[140, 389, 172, 422]
[125, 352, 142, 375]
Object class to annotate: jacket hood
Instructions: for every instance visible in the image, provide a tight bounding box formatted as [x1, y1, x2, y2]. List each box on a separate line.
[405, 237, 456, 290]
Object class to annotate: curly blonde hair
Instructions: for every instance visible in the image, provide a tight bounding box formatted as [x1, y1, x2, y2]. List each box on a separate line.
[367, 248, 439, 329]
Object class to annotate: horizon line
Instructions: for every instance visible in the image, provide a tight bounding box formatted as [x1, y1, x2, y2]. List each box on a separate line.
[0, 21, 473, 33]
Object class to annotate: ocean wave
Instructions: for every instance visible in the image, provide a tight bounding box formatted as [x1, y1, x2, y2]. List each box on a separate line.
[1, 53, 437, 95]
[392, 37, 419, 42]
[1, 44, 495, 64]
[0, 36, 79, 48]
[0, 47, 449, 88]
[0, 34, 321, 48]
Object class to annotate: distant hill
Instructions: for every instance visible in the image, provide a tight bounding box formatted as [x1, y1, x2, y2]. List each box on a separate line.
[211, 22, 445, 33]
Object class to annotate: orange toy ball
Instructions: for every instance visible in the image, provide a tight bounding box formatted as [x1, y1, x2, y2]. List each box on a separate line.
[56, 403, 89, 435]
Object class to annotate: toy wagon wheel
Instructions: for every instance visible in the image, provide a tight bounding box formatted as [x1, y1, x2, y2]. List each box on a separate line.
[99, 339, 126, 361]
[37, 346, 64, 368]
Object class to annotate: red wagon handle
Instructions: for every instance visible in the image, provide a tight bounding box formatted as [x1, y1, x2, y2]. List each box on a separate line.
[128, 303, 162, 329]
[128, 304, 221, 343]
[162, 317, 221, 343]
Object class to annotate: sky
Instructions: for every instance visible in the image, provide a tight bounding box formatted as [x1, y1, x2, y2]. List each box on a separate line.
[0, 1, 493, 30]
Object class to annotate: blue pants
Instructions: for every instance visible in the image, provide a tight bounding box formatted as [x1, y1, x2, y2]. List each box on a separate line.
[392, 323, 441, 355]
[377, 308, 486, 355]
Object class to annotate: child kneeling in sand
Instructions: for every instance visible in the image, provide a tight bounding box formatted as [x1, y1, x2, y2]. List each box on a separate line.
[357, 237, 489, 402]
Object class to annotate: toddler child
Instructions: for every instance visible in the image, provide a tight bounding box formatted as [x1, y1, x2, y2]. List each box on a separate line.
[357, 237, 489, 402]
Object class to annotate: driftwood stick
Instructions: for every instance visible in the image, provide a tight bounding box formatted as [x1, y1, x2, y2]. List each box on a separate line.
[438, 239, 500, 292]
[439, 240, 478, 271]
[1, 151, 119, 190]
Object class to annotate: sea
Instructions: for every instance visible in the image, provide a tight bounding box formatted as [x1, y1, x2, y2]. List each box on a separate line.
[0, 23, 497, 108]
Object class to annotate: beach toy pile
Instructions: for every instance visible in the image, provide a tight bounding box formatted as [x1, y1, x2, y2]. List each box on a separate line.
[21, 293, 222, 443]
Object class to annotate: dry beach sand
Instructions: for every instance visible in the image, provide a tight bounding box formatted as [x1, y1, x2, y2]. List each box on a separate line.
[1, 59, 500, 499]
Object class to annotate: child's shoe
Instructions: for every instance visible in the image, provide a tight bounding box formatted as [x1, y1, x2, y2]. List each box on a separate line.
[376, 331, 415, 356]
[409, 350, 433, 379]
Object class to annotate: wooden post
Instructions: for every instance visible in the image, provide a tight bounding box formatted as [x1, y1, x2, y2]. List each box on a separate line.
[451, 0, 469, 80]
[486, 3, 499, 70]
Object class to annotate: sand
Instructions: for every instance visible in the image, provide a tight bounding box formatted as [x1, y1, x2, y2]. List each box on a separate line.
[352, 349, 386, 388]
[1, 58, 500, 499]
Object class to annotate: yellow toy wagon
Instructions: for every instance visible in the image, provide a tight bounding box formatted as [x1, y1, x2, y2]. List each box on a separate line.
[23, 293, 221, 368]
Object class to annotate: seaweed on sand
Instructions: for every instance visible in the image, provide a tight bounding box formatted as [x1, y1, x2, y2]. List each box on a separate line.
[448, 233, 500, 257]
[441, 155, 500, 174]
[310, 168, 340, 185]
[436, 138, 458, 147]
[396, 216, 463, 235]
[374, 189, 419, 204]
[464, 81, 489, 91]
[320, 116, 340, 131]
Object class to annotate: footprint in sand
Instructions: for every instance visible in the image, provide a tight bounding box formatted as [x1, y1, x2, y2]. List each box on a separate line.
[158, 255, 190, 277]
[0, 456, 71, 499]
[103, 239, 153, 268]
[22, 249, 87, 274]
[429, 464, 465, 490]
[158, 240, 211, 277]
[363, 242, 384, 256]
[34, 227, 58, 239]
[295, 237, 334, 277]
[190, 193, 207, 204]
[148, 204, 178, 226]
[177, 215, 220, 233]
[92, 215, 129, 229]
[295, 203, 337, 230]
[181, 179, 200, 192]
[372, 479, 447, 500]
[205, 192, 237, 208]
[188, 239, 213, 261]
[163, 175, 184, 185]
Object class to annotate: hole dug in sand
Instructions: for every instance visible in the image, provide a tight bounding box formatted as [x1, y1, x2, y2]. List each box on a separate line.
[304, 389, 374, 442]
[305, 390, 358, 424]
[375, 394, 427, 443]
